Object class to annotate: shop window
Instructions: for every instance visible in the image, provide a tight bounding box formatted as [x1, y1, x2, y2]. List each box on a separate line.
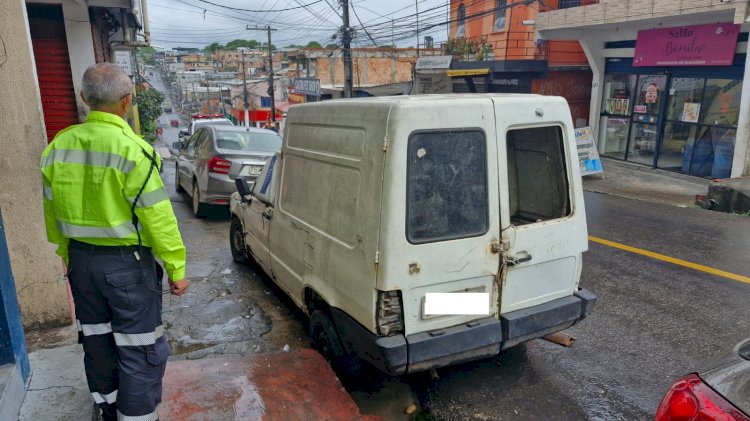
[406, 130, 488, 244]
[659, 122, 697, 172]
[507, 126, 570, 226]
[598, 74, 637, 160]
[665, 78, 704, 122]
[702, 79, 742, 127]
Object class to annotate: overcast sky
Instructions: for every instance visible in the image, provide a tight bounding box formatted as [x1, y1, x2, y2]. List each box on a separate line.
[147, 0, 451, 50]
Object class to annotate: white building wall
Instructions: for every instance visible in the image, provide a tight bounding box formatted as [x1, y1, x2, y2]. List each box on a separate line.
[62, 0, 96, 121]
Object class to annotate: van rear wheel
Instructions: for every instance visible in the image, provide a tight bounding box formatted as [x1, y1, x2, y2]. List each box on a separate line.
[309, 310, 358, 384]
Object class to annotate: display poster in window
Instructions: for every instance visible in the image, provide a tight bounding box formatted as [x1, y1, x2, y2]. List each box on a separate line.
[606, 98, 630, 115]
[633, 105, 647, 113]
[574, 127, 603, 176]
[682, 103, 700, 123]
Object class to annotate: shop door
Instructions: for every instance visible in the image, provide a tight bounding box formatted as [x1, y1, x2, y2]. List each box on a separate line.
[627, 75, 667, 165]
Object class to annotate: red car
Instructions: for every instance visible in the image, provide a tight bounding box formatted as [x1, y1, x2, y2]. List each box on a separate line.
[170, 119, 179, 128]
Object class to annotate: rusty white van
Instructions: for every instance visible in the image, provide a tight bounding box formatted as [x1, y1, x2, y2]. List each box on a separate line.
[230, 94, 596, 377]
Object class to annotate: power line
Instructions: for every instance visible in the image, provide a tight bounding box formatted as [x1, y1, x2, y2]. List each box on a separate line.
[191, 0, 325, 13]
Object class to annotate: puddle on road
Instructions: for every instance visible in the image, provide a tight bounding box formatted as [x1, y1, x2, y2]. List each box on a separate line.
[166, 286, 272, 356]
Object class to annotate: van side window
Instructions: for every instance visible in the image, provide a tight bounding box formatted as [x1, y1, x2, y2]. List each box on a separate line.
[407, 130, 488, 244]
[506, 126, 571, 225]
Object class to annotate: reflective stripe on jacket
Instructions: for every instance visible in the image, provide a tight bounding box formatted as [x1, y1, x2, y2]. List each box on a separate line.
[40, 111, 186, 280]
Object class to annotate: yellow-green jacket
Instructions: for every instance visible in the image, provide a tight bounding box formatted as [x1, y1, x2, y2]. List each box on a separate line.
[40, 111, 186, 280]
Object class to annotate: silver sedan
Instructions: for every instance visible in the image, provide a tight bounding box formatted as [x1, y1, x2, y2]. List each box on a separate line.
[174, 126, 281, 217]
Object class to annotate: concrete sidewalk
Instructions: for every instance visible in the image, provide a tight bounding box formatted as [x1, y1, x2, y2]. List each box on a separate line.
[15, 157, 722, 421]
[19, 332, 382, 421]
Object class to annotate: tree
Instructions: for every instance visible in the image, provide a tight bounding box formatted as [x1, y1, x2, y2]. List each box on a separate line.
[136, 87, 165, 144]
[325, 43, 339, 49]
[306, 41, 322, 49]
[138, 46, 156, 64]
[286, 44, 303, 49]
[225, 39, 260, 50]
[204, 42, 224, 53]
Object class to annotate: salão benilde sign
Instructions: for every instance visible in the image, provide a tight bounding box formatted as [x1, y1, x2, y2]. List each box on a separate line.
[633, 23, 739, 67]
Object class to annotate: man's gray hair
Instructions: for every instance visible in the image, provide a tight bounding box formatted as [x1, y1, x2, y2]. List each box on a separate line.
[81, 63, 133, 108]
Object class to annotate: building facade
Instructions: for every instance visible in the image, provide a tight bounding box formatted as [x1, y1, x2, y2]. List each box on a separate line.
[447, 0, 595, 125]
[537, 0, 750, 178]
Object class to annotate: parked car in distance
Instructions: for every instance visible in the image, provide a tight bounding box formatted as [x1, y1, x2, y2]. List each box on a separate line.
[174, 126, 281, 217]
[188, 114, 233, 137]
[655, 336, 750, 421]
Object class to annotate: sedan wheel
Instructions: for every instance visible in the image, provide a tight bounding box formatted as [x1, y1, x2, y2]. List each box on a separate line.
[192, 183, 206, 218]
[174, 165, 185, 193]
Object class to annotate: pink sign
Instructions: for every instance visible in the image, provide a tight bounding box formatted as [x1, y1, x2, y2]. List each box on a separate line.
[633, 23, 739, 67]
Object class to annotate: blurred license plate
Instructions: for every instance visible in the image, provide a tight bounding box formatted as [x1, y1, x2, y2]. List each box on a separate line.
[240, 166, 262, 176]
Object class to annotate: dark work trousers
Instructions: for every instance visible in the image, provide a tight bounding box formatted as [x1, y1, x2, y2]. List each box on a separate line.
[68, 240, 169, 421]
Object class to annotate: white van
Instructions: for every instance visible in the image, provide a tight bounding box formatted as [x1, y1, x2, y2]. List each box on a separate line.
[230, 94, 596, 376]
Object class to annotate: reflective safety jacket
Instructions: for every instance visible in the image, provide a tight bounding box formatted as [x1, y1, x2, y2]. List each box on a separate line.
[41, 111, 186, 280]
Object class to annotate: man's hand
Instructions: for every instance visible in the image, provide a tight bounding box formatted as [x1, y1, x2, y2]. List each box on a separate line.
[169, 278, 189, 296]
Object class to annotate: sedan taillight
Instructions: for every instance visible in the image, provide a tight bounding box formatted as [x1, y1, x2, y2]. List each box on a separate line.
[208, 157, 231, 174]
[655, 374, 750, 421]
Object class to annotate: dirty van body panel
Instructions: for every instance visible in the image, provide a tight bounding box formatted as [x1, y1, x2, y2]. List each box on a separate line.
[244, 154, 279, 273]
[493, 97, 589, 316]
[377, 98, 502, 337]
[272, 102, 390, 329]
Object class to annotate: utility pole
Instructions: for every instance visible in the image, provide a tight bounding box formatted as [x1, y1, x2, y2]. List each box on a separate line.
[341, 0, 353, 98]
[240, 48, 249, 126]
[247, 26, 278, 123]
[415, 0, 420, 58]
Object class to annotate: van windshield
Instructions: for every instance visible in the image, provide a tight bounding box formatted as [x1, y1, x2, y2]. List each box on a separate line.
[406, 130, 489, 244]
[215, 130, 282, 152]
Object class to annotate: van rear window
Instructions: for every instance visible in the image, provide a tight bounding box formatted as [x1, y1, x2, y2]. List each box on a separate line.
[407, 130, 488, 244]
[506, 126, 571, 225]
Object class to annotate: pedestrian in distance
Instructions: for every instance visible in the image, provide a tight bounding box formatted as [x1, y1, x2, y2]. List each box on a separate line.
[40, 63, 189, 421]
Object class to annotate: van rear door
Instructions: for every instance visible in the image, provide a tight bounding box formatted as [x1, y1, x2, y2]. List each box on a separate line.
[494, 101, 588, 315]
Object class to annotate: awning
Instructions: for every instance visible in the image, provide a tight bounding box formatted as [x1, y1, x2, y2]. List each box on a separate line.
[275, 101, 294, 113]
[447, 68, 491, 77]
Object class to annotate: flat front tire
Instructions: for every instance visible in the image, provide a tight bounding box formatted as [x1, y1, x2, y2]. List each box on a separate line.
[230, 217, 249, 264]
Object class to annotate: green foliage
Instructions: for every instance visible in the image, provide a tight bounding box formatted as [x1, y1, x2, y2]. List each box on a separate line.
[225, 39, 260, 50]
[138, 46, 156, 64]
[443, 38, 479, 57]
[306, 41, 322, 48]
[136, 87, 165, 143]
[326, 43, 339, 49]
[204, 42, 224, 53]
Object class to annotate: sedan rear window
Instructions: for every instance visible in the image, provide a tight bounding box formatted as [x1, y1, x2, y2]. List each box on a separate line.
[215, 131, 282, 152]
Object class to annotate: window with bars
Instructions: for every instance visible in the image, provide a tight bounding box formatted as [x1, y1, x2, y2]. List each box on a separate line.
[558, 0, 581, 8]
[494, 0, 507, 31]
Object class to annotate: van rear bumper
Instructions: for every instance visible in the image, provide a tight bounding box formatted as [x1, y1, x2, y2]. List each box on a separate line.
[331, 288, 596, 375]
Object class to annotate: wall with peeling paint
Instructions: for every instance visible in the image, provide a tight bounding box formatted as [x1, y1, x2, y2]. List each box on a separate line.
[0, 0, 71, 329]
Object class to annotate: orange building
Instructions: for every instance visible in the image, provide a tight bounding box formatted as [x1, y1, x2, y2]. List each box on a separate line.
[448, 0, 595, 125]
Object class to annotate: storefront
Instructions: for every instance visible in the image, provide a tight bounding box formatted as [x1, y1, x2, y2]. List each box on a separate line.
[597, 23, 746, 178]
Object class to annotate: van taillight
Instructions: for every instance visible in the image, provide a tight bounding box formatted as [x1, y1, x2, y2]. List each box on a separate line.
[376, 290, 404, 336]
[208, 157, 231, 174]
[655, 374, 750, 421]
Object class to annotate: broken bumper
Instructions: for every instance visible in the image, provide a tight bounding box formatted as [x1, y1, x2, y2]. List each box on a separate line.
[331, 288, 596, 375]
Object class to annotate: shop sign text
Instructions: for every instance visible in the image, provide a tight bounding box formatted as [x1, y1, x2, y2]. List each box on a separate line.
[633, 23, 739, 67]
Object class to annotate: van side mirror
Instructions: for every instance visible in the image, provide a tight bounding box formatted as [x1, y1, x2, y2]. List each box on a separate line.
[179, 129, 189, 138]
[172, 141, 182, 150]
[234, 177, 255, 203]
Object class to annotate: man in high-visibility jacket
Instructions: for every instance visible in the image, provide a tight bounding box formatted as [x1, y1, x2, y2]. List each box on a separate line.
[41, 63, 188, 421]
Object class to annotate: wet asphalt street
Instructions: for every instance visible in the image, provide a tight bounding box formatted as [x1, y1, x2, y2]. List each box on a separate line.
[150, 68, 750, 420]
